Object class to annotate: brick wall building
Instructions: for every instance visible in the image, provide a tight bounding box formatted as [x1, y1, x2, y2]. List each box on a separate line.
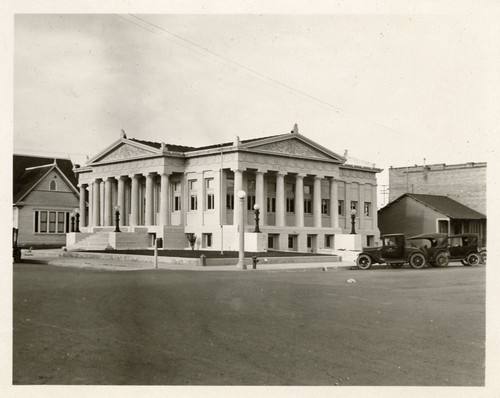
[389, 162, 486, 215]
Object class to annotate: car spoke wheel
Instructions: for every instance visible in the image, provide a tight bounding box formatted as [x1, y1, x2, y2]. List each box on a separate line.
[435, 252, 449, 267]
[409, 253, 426, 269]
[356, 254, 372, 270]
[466, 253, 480, 266]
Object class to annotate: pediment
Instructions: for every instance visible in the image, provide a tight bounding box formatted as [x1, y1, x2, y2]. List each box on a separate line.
[248, 138, 338, 161]
[92, 143, 157, 164]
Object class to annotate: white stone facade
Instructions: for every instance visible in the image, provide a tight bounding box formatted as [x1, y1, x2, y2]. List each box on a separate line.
[72, 129, 381, 252]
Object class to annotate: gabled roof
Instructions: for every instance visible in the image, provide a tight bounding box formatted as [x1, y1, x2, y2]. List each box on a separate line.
[380, 193, 486, 220]
[13, 154, 78, 203]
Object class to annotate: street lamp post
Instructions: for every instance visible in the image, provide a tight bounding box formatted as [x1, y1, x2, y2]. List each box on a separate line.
[114, 205, 121, 233]
[253, 203, 261, 233]
[74, 208, 80, 233]
[237, 190, 247, 269]
[350, 209, 357, 234]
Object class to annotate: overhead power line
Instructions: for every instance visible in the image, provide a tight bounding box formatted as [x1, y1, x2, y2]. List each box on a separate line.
[116, 14, 405, 138]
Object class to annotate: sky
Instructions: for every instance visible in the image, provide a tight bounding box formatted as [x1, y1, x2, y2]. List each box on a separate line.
[11, 11, 499, 208]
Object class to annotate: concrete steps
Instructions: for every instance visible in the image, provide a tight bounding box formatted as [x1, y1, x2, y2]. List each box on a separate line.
[68, 232, 112, 251]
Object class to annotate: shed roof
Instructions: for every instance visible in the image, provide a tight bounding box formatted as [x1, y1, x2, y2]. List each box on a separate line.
[380, 193, 486, 220]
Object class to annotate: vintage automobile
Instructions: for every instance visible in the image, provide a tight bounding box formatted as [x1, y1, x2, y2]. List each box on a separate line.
[356, 233, 432, 270]
[447, 233, 486, 266]
[407, 233, 450, 267]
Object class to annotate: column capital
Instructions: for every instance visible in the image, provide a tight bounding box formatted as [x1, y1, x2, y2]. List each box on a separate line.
[313, 174, 324, 180]
[276, 171, 287, 177]
[295, 173, 307, 179]
[255, 169, 266, 175]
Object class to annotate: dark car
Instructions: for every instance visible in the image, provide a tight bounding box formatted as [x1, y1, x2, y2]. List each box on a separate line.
[356, 233, 429, 270]
[407, 233, 450, 267]
[447, 234, 485, 266]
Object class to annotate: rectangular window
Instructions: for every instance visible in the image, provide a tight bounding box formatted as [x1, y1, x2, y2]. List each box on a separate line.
[189, 179, 197, 211]
[321, 199, 329, 215]
[338, 200, 345, 216]
[325, 235, 334, 248]
[307, 236, 312, 248]
[226, 194, 234, 210]
[268, 235, 275, 249]
[57, 212, 65, 232]
[34, 210, 70, 234]
[267, 197, 276, 213]
[174, 196, 181, 211]
[49, 212, 56, 233]
[206, 178, 215, 210]
[288, 235, 296, 249]
[247, 195, 256, 210]
[203, 233, 212, 248]
[40, 211, 47, 232]
[190, 195, 198, 211]
[304, 199, 312, 214]
[304, 185, 311, 195]
[207, 194, 215, 210]
[350, 201, 358, 211]
[364, 202, 371, 217]
[286, 198, 295, 213]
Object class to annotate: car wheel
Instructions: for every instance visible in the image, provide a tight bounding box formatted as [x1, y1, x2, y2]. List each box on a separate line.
[356, 254, 372, 270]
[461, 259, 470, 266]
[435, 252, 449, 267]
[409, 253, 426, 269]
[466, 253, 480, 266]
[390, 263, 404, 269]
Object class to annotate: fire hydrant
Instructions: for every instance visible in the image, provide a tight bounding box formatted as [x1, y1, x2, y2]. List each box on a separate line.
[252, 256, 259, 269]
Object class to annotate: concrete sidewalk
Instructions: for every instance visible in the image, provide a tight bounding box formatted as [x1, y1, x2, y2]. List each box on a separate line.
[19, 249, 355, 272]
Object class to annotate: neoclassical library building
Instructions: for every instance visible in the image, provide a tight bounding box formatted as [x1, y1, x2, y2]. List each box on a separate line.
[68, 126, 381, 253]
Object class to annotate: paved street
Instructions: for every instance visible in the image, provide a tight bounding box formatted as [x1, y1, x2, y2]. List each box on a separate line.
[13, 261, 485, 386]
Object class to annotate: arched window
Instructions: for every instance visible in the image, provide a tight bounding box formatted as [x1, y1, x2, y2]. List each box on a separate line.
[49, 180, 57, 191]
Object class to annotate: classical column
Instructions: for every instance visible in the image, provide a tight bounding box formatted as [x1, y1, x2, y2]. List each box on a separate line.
[372, 184, 378, 230]
[233, 169, 243, 225]
[359, 183, 365, 231]
[276, 172, 286, 227]
[130, 174, 140, 226]
[104, 178, 113, 227]
[160, 173, 170, 226]
[117, 177, 126, 226]
[313, 176, 322, 227]
[329, 177, 339, 229]
[92, 179, 101, 226]
[88, 183, 93, 227]
[145, 173, 155, 225]
[79, 184, 87, 228]
[295, 173, 305, 227]
[255, 170, 265, 226]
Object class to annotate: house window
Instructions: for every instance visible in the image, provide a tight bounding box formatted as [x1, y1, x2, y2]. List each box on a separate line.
[268, 235, 275, 249]
[286, 198, 295, 213]
[288, 235, 297, 250]
[206, 178, 215, 210]
[325, 234, 334, 248]
[350, 201, 358, 211]
[321, 199, 330, 215]
[267, 197, 276, 213]
[49, 180, 57, 191]
[338, 200, 345, 216]
[247, 195, 256, 210]
[34, 210, 70, 234]
[364, 202, 371, 217]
